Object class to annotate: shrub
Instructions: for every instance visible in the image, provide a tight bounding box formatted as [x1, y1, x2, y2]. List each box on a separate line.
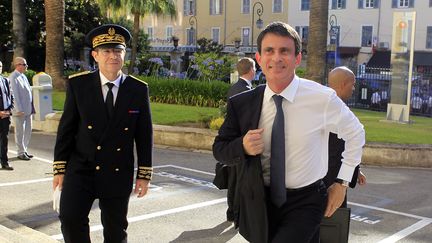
[139, 76, 230, 107]
[209, 117, 225, 130]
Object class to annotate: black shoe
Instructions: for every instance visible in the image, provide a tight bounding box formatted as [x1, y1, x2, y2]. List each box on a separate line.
[1, 163, 13, 170]
[17, 154, 31, 160]
[25, 152, 34, 158]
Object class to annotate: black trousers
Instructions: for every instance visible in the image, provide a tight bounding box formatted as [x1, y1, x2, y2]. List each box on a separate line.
[59, 172, 130, 243]
[226, 165, 236, 219]
[266, 180, 327, 243]
[0, 118, 10, 165]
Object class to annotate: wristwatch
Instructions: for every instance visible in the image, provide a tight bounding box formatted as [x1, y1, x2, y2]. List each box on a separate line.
[335, 178, 349, 187]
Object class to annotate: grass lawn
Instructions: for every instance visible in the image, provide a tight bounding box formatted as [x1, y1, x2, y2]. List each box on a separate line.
[51, 91, 432, 144]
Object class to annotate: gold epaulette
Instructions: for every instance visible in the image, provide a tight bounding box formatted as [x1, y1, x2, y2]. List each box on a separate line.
[68, 71, 91, 79]
[53, 161, 67, 175]
[129, 75, 148, 85]
[137, 166, 152, 180]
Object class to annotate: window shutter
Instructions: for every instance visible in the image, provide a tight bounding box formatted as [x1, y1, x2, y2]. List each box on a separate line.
[358, 0, 364, 9]
[331, 0, 337, 9]
[210, 0, 213, 14]
[193, 0, 196, 15]
[375, 0, 380, 8]
[409, 0, 414, 8]
[342, 0, 346, 8]
[392, 0, 397, 8]
[184, 0, 188, 15]
[220, 0, 223, 14]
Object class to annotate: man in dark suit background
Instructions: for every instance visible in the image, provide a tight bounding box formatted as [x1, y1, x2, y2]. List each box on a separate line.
[224, 57, 256, 222]
[0, 61, 14, 170]
[52, 24, 153, 243]
[213, 22, 365, 242]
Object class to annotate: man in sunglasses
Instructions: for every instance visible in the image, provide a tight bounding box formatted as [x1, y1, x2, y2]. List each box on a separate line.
[9, 57, 34, 161]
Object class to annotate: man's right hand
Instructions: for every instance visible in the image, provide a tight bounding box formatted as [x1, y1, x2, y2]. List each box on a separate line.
[53, 174, 64, 190]
[243, 128, 264, 156]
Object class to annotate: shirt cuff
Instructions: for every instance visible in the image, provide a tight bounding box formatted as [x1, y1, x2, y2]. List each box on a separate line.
[137, 166, 152, 180]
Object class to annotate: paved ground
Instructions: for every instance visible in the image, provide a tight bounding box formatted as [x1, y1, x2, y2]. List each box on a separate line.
[1, 132, 432, 242]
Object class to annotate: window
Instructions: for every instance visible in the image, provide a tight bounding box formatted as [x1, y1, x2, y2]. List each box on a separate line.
[361, 26, 373, 47]
[166, 26, 173, 41]
[430, 0, 432, 7]
[427, 26, 432, 49]
[210, 0, 223, 15]
[365, 0, 374, 8]
[295, 26, 309, 41]
[331, 0, 346, 9]
[273, 0, 282, 13]
[183, 0, 195, 16]
[399, 0, 409, 7]
[147, 27, 154, 40]
[187, 28, 195, 45]
[212, 28, 220, 44]
[242, 0, 250, 14]
[301, 0, 310, 11]
[392, 0, 414, 8]
[242, 27, 250, 47]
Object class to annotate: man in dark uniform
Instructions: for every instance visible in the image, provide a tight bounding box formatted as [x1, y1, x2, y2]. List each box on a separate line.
[52, 24, 153, 243]
[0, 61, 14, 170]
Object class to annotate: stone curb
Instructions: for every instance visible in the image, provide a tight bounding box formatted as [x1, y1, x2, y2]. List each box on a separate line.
[0, 217, 58, 243]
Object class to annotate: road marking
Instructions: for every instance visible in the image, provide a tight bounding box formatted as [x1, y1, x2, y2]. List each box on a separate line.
[9, 150, 53, 164]
[51, 197, 227, 240]
[165, 164, 215, 176]
[0, 178, 52, 187]
[349, 202, 432, 220]
[377, 219, 432, 243]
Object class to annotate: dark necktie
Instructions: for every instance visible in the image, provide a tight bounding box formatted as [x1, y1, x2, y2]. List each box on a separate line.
[270, 95, 286, 207]
[106, 82, 114, 119]
[0, 78, 5, 110]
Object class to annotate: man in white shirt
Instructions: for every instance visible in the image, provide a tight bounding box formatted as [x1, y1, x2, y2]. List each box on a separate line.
[213, 22, 365, 242]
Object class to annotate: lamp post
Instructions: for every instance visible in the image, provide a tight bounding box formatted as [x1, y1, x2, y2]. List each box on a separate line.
[251, 1, 264, 53]
[189, 15, 198, 50]
[328, 14, 339, 66]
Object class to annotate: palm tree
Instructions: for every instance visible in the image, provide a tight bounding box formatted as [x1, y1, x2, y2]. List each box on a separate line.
[305, 1, 328, 84]
[45, 0, 66, 89]
[97, 0, 176, 73]
[12, 0, 27, 63]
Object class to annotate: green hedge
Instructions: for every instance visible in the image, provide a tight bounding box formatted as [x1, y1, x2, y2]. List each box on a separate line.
[138, 76, 230, 108]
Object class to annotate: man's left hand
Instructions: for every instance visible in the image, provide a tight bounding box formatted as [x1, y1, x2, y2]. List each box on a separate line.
[134, 179, 150, 198]
[324, 183, 347, 217]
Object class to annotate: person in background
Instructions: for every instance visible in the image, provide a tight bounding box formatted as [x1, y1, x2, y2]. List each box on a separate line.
[411, 93, 423, 114]
[0, 61, 14, 170]
[9, 57, 34, 161]
[52, 24, 153, 243]
[224, 57, 256, 222]
[213, 22, 365, 242]
[311, 66, 367, 242]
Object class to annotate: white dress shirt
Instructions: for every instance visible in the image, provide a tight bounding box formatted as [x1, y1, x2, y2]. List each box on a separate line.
[100, 72, 124, 105]
[258, 76, 365, 189]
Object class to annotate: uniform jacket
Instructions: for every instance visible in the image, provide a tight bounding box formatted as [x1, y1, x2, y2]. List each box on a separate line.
[213, 85, 268, 243]
[0, 75, 14, 112]
[226, 78, 252, 99]
[54, 71, 153, 198]
[323, 133, 359, 188]
[8, 70, 32, 115]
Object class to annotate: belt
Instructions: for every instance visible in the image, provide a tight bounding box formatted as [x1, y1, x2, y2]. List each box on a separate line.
[285, 179, 323, 192]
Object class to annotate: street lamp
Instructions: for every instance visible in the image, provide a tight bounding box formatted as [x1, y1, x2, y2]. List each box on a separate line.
[251, 1, 264, 53]
[189, 15, 198, 50]
[328, 14, 339, 66]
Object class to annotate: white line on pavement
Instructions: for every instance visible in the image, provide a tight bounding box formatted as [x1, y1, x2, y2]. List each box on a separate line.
[348, 201, 432, 220]
[377, 219, 432, 243]
[0, 178, 52, 187]
[51, 197, 227, 240]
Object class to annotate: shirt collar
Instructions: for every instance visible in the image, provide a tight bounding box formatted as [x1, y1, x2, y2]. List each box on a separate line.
[100, 71, 123, 87]
[264, 75, 300, 103]
[239, 77, 252, 87]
